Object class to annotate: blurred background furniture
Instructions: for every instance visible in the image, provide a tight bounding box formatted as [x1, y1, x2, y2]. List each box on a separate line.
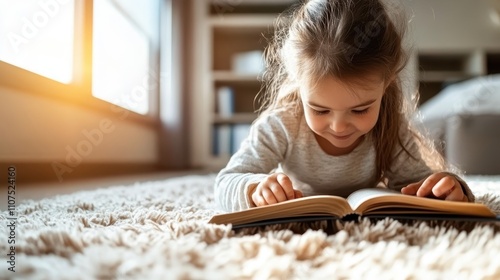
[418, 75, 500, 175]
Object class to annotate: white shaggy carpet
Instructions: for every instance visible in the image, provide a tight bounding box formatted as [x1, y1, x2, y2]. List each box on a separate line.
[1, 174, 500, 280]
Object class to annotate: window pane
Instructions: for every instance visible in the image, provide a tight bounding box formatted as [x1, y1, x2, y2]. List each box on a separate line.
[0, 0, 75, 84]
[92, 0, 151, 115]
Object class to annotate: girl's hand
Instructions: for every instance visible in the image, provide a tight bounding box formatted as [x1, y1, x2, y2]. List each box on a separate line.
[251, 173, 303, 207]
[401, 172, 468, 202]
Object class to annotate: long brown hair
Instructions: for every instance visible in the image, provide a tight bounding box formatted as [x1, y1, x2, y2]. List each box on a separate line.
[257, 0, 448, 177]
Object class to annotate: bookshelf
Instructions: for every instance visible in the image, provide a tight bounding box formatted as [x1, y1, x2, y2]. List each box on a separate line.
[189, 0, 296, 169]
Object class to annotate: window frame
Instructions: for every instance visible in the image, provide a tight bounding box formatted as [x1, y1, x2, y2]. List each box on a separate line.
[0, 0, 160, 126]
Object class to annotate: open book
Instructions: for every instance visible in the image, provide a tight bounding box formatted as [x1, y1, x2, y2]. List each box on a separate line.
[208, 188, 499, 227]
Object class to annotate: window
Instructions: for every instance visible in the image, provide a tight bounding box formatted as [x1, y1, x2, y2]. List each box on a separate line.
[0, 0, 75, 84]
[92, 0, 158, 115]
[0, 0, 160, 117]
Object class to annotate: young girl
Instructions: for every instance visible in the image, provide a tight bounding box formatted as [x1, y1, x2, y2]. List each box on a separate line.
[214, 0, 474, 212]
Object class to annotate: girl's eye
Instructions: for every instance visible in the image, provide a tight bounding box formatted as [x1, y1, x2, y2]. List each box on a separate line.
[313, 109, 329, 115]
[352, 108, 369, 115]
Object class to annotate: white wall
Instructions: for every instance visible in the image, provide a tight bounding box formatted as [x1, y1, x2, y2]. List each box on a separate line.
[405, 0, 500, 50]
[0, 86, 158, 163]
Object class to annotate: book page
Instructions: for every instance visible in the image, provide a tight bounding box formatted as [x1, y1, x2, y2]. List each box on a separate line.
[346, 188, 495, 217]
[346, 188, 399, 212]
[209, 195, 353, 225]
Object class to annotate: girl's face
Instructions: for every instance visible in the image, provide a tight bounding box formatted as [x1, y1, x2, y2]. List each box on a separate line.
[300, 74, 385, 155]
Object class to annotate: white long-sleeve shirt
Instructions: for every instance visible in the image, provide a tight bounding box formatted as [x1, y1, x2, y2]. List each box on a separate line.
[214, 109, 474, 212]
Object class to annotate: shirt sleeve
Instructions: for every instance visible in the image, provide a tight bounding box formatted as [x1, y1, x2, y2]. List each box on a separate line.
[214, 112, 294, 212]
[385, 125, 475, 202]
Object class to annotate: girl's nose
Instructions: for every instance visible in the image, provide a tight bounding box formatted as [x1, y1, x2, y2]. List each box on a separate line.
[329, 116, 348, 133]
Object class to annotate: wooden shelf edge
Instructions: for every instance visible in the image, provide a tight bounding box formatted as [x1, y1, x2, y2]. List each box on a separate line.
[208, 0, 296, 4]
[213, 113, 257, 124]
[209, 14, 277, 28]
[213, 71, 262, 82]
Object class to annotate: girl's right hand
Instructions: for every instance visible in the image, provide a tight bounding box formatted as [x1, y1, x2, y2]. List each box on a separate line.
[251, 173, 303, 207]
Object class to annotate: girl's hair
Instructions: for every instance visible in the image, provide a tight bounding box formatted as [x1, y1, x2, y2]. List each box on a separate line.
[257, 0, 449, 178]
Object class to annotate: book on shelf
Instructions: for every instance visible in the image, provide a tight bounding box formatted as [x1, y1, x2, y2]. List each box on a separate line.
[232, 50, 265, 75]
[208, 188, 499, 228]
[212, 124, 252, 157]
[230, 124, 251, 154]
[213, 124, 232, 157]
[217, 86, 234, 118]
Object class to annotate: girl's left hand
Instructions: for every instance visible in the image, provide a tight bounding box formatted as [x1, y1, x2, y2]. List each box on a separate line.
[401, 172, 468, 202]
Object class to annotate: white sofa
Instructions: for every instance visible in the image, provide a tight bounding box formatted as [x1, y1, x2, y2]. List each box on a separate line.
[418, 75, 500, 175]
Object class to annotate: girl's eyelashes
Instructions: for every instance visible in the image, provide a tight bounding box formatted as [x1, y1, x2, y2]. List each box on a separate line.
[352, 108, 369, 115]
[309, 106, 369, 115]
[312, 109, 330, 115]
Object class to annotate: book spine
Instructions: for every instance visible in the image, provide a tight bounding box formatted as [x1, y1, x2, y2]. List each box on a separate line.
[230, 124, 251, 154]
[217, 86, 234, 118]
[215, 124, 231, 157]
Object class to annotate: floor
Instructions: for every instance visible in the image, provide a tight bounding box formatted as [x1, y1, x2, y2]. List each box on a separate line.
[2, 170, 210, 211]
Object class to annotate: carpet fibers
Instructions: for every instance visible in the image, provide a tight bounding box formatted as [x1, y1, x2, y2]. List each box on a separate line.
[1, 175, 500, 279]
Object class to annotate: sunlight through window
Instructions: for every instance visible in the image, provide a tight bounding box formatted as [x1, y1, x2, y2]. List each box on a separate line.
[92, 0, 151, 115]
[0, 0, 75, 84]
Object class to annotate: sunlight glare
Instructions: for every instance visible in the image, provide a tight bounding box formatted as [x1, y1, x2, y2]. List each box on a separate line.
[0, 0, 75, 84]
[92, 0, 150, 115]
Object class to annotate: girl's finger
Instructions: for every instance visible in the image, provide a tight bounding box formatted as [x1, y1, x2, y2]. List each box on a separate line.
[269, 182, 288, 202]
[444, 185, 466, 201]
[431, 176, 456, 198]
[294, 190, 303, 198]
[276, 173, 295, 200]
[252, 191, 265, 207]
[261, 187, 278, 205]
[416, 174, 443, 198]
[401, 181, 422, 195]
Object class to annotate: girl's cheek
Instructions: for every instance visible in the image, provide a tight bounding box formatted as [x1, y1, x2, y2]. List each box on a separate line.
[362, 112, 379, 131]
[307, 115, 325, 132]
